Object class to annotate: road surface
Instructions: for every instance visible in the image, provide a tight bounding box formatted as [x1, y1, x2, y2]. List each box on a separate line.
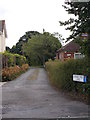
[2, 68, 89, 119]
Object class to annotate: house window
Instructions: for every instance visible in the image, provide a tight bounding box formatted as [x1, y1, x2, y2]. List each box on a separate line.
[67, 54, 71, 57]
[74, 53, 85, 59]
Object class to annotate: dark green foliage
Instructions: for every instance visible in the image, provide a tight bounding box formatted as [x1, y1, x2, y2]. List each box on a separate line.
[74, 36, 88, 55]
[60, 2, 90, 39]
[14, 54, 26, 66]
[59, 1, 90, 56]
[10, 31, 41, 55]
[6, 46, 11, 52]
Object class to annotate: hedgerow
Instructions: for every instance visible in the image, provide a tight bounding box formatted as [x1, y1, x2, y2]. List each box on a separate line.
[45, 57, 89, 102]
[0, 52, 29, 82]
[1, 52, 27, 67]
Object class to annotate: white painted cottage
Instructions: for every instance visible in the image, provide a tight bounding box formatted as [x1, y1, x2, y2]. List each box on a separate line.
[0, 20, 7, 52]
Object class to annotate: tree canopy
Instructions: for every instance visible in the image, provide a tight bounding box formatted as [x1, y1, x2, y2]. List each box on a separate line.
[60, 1, 90, 39]
[59, 1, 90, 56]
[24, 32, 61, 66]
[10, 31, 40, 55]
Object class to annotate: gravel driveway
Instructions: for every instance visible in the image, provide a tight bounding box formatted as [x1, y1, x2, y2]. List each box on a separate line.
[2, 68, 89, 119]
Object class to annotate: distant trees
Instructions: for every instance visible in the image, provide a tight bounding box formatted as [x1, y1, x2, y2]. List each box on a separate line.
[59, 1, 90, 56]
[6, 46, 11, 53]
[9, 31, 61, 66]
[10, 31, 40, 55]
[24, 32, 61, 66]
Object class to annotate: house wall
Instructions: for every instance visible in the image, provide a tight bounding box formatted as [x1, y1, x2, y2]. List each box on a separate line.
[0, 29, 6, 52]
[56, 51, 84, 61]
[56, 51, 75, 61]
[58, 52, 64, 61]
[56, 52, 64, 61]
[64, 52, 74, 61]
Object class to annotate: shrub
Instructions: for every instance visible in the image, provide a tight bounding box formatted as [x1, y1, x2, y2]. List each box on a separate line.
[3, 52, 15, 67]
[21, 64, 29, 72]
[45, 57, 90, 99]
[2, 64, 29, 81]
[1, 52, 27, 68]
[14, 54, 27, 66]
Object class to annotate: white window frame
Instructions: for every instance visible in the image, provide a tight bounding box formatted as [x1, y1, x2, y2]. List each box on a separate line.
[74, 52, 85, 59]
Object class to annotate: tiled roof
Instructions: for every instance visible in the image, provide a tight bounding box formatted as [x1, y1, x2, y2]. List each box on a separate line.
[57, 41, 80, 52]
[0, 20, 7, 38]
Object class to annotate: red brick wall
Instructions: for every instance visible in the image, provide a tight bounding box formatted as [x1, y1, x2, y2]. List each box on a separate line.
[56, 52, 74, 61]
[64, 52, 74, 61]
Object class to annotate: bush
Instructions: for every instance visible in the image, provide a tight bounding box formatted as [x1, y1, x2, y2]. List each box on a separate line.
[2, 64, 29, 81]
[21, 64, 29, 72]
[45, 57, 90, 101]
[14, 54, 27, 66]
[3, 52, 15, 67]
[1, 52, 27, 68]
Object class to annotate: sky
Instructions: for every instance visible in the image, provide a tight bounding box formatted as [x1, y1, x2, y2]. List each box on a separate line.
[0, 0, 74, 48]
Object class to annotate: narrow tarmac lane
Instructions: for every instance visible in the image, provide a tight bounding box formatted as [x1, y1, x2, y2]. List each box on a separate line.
[2, 68, 89, 118]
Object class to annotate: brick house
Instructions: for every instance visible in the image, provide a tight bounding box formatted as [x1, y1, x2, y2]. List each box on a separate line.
[0, 20, 7, 52]
[56, 41, 84, 61]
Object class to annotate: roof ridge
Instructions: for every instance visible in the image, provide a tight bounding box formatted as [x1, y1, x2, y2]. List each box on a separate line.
[57, 40, 80, 52]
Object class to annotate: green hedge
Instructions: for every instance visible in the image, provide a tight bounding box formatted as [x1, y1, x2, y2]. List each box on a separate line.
[1, 52, 27, 67]
[45, 57, 89, 98]
[14, 54, 26, 66]
[3, 52, 15, 67]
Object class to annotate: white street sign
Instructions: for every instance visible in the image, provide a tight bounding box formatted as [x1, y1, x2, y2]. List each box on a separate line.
[73, 74, 87, 83]
[82, 33, 88, 37]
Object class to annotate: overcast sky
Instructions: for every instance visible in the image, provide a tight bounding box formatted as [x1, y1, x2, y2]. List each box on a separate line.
[0, 0, 74, 48]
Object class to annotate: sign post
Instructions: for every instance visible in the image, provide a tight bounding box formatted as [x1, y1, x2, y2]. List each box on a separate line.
[81, 33, 88, 41]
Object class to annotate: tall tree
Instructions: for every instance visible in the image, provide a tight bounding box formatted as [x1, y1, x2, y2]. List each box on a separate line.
[59, 1, 90, 56]
[24, 32, 61, 66]
[10, 31, 40, 55]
